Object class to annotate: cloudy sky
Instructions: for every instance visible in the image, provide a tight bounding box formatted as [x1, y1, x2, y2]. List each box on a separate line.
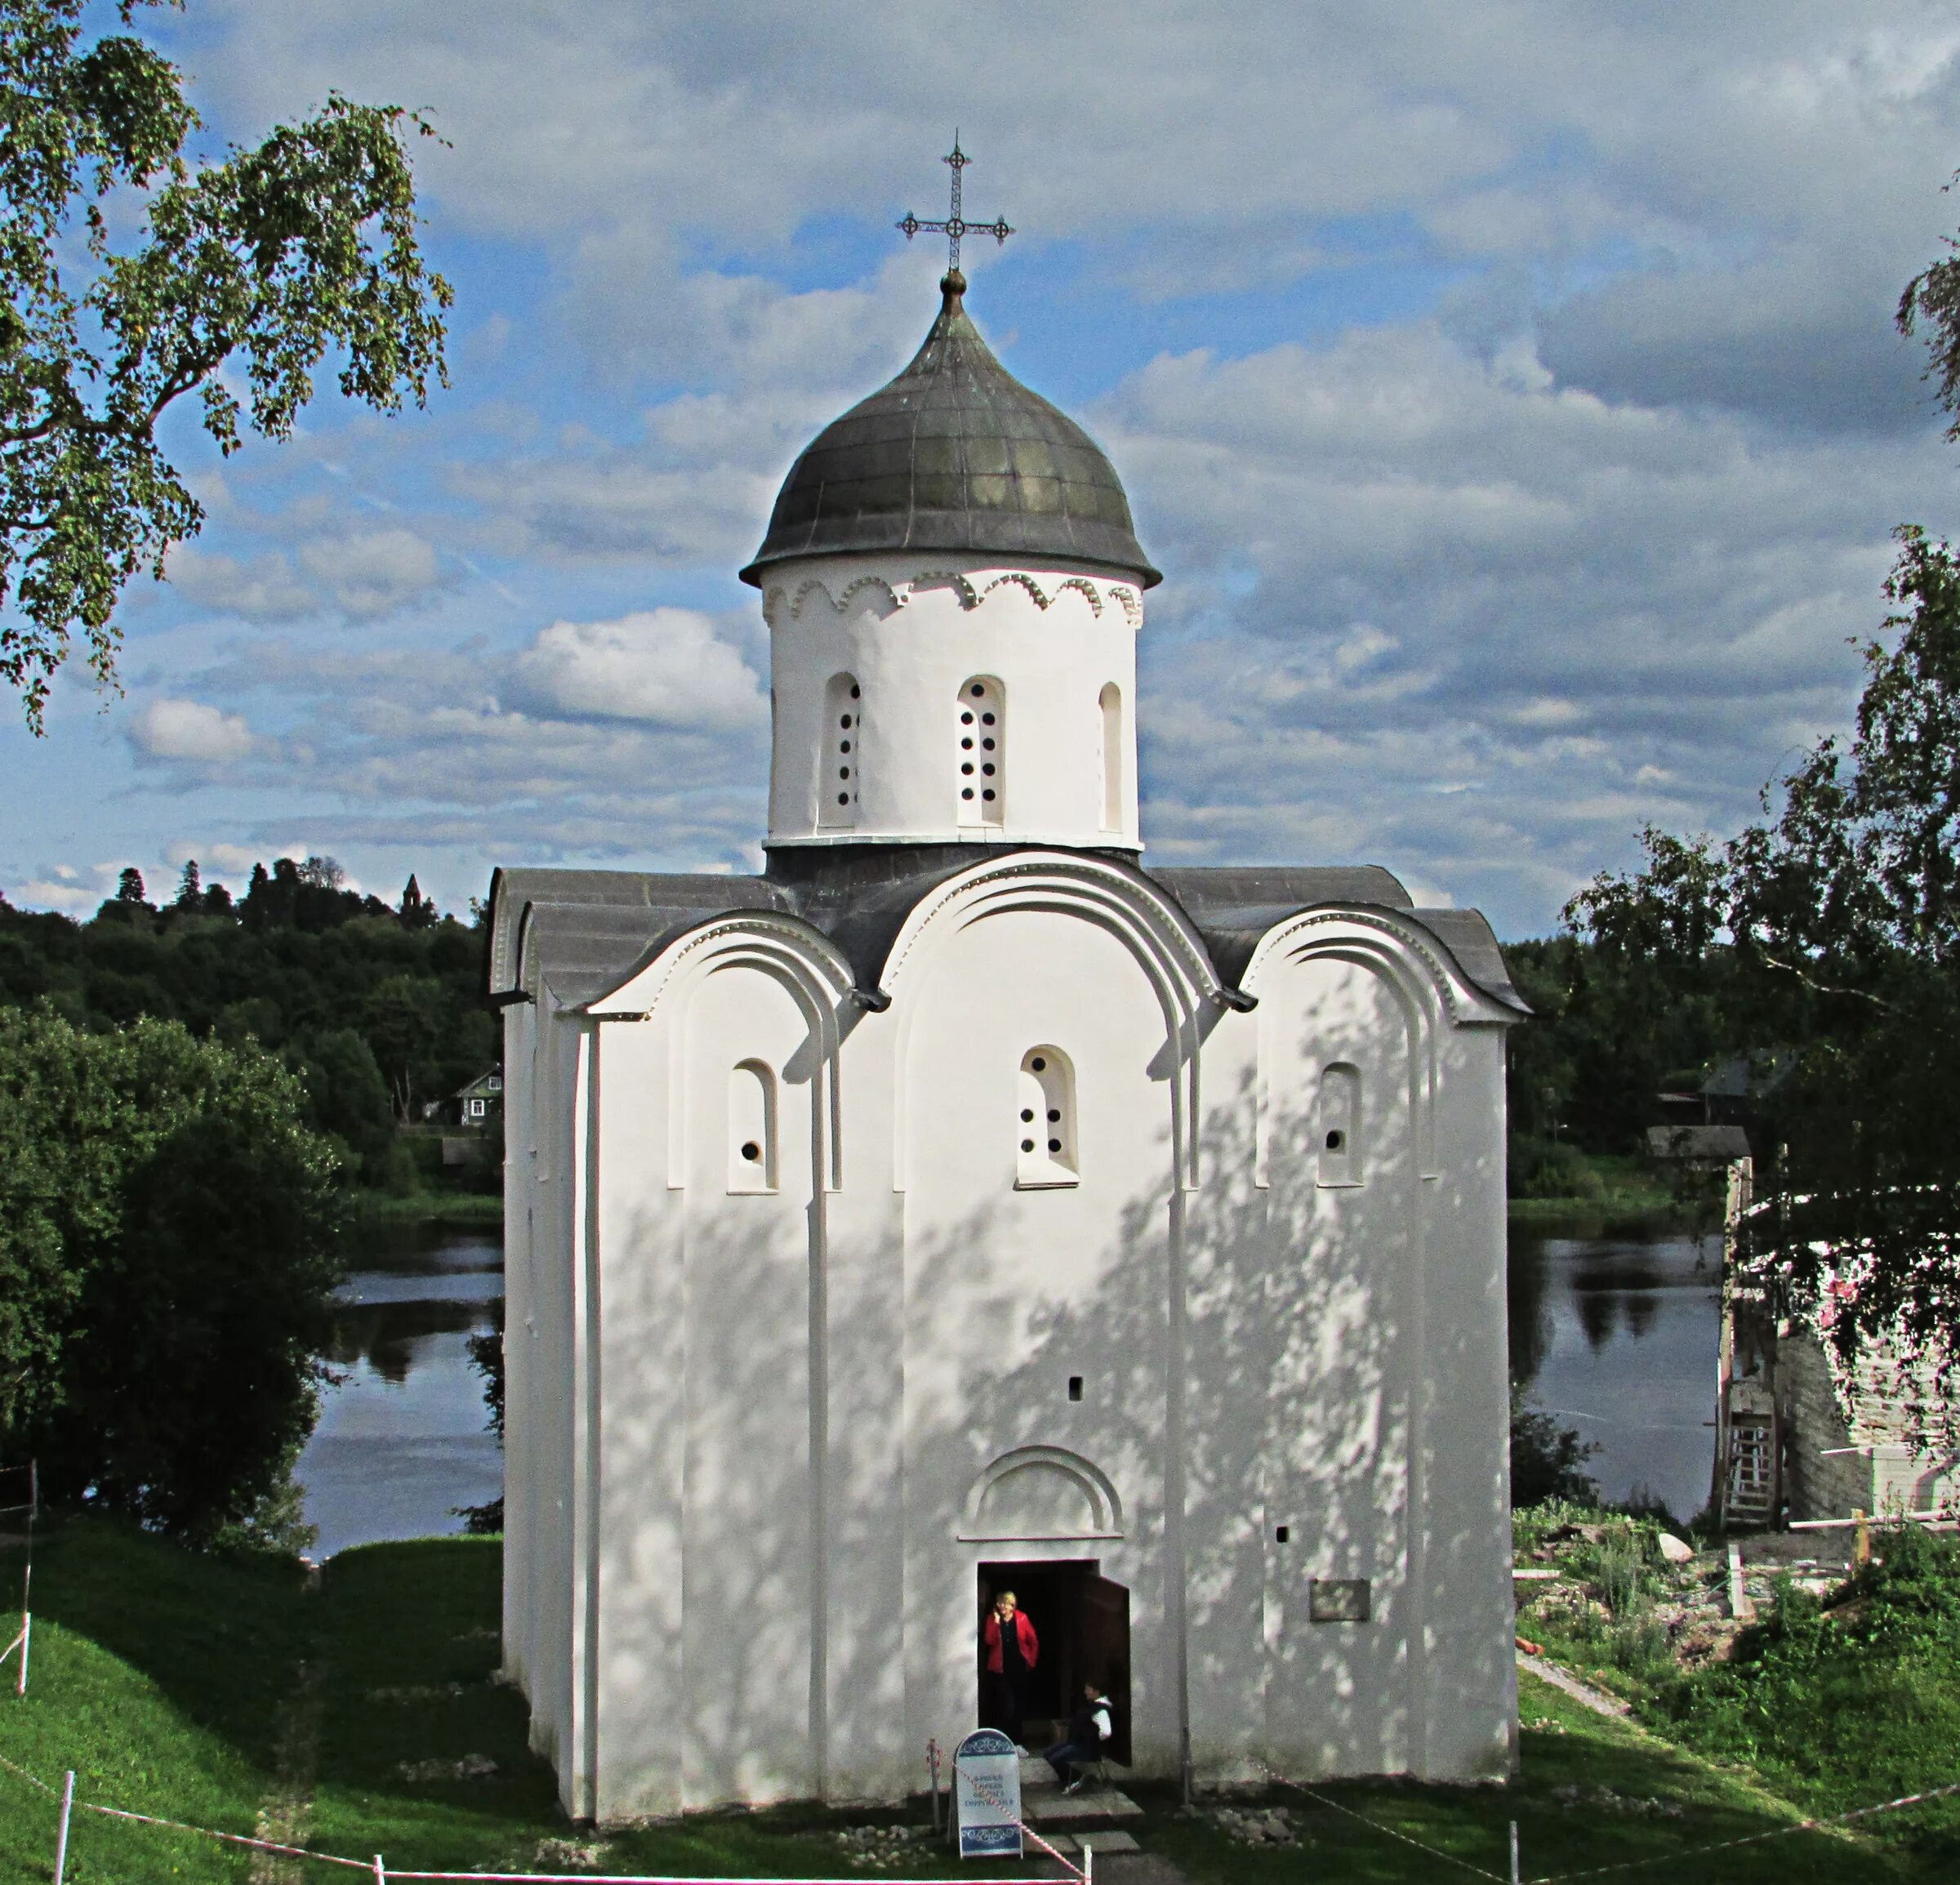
[5, 0, 1960, 935]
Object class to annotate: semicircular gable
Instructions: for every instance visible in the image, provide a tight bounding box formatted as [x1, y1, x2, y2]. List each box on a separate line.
[957, 1446, 1125, 1542]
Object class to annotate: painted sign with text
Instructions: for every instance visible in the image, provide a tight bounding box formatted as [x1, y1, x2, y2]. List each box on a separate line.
[953, 1727, 1023, 1859]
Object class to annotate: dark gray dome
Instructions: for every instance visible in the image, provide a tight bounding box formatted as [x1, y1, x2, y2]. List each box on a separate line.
[740, 272, 1160, 589]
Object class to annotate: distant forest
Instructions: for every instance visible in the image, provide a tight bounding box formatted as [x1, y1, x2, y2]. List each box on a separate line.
[0, 853, 1726, 1205]
[0, 857, 496, 1194]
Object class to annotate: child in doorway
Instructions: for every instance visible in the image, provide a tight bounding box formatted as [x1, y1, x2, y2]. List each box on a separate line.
[1042, 1682, 1112, 1794]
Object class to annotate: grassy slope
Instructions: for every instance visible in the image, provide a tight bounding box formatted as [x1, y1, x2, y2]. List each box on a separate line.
[0, 1520, 1936, 1883]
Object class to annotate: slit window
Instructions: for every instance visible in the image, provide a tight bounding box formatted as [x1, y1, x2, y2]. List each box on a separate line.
[1098, 682, 1124, 831]
[956, 676, 1005, 828]
[1316, 1063, 1361, 1187]
[821, 673, 862, 827]
[728, 1059, 778, 1192]
[1016, 1045, 1078, 1188]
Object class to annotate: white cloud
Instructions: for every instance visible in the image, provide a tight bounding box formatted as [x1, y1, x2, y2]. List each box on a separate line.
[129, 697, 259, 763]
[298, 528, 443, 617]
[164, 524, 444, 622]
[510, 609, 766, 730]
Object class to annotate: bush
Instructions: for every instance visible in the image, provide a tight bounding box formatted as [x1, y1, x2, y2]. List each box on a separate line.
[1511, 1386, 1600, 1506]
[1659, 1526, 1960, 1853]
[0, 1008, 345, 1544]
[1509, 1132, 1606, 1200]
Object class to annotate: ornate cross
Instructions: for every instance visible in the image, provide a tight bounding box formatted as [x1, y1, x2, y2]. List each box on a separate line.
[897, 134, 1013, 274]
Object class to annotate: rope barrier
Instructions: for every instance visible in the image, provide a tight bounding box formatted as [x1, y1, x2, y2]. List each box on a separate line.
[1275, 1780, 1507, 1882]
[1520, 1776, 1960, 1882]
[11, 1708, 1953, 1885]
[0, 1740, 1051, 1883]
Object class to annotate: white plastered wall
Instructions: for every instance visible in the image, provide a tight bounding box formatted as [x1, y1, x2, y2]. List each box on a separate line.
[506, 867, 1517, 1818]
[760, 555, 1145, 850]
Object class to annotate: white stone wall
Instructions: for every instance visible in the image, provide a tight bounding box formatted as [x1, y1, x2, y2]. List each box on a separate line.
[505, 857, 1516, 1819]
[760, 555, 1145, 851]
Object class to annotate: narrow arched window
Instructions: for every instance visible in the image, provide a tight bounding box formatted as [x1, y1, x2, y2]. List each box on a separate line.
[820, 673, 862, 827]
[1316, 1063, 1361, 1187]
[729, 1059, 778, 1192]
[1016, 1045, 1078, 1188]
[1098, 682, 1124, 831]
[956, 676, 1005, 827]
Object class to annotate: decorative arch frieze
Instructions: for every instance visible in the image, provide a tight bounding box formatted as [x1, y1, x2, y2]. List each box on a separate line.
[1241, 911, 1471, 1185]
[585, 914, 855, 1194]
[979, 571, 1106, 617]
[880, 853, 1223, 1193]
[763, 568, 1143, 626]
[958, 1445, 1125, 1541]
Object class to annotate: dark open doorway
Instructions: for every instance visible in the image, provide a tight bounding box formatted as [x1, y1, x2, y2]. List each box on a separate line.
[977, 1559, 1131, 1766]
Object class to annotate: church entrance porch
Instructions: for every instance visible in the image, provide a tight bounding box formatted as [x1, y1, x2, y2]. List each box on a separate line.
[976, 1560, 1132, 1766]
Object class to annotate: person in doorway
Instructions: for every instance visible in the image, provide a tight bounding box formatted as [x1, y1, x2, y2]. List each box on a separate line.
[980, 1589, 1039, 1749]
[1043, 1682, 1113, 1794]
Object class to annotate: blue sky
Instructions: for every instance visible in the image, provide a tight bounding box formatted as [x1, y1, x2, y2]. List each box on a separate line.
[6, 0, 1960, 935]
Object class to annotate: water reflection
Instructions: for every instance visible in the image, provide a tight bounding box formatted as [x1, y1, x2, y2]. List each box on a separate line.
[298, 1223, 503, 1558]
[1509, 1230, 1721, 1522]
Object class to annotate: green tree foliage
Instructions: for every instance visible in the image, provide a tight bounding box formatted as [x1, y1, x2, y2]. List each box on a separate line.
[0, 0, 451, 730]
[1566, 527, 1960, 1362]
[1509, 1384, 1600, 1508]
[0, 851, 497, 1182]
[0, 1006, 343, 1540]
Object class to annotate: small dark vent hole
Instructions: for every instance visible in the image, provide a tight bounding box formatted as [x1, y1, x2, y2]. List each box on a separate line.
[1325, 1130, 1345, 1151]
[1020, 1138, 1035, 1152]
[740, 1141, 762, 1163]
[1275, 1525, 1290, 1544]
[1067, 1376, 1084, 1402]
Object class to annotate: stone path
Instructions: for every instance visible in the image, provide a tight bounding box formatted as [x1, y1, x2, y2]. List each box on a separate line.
[1517, 1649, 1630, 1718]
[248, 1659, 323, 1883]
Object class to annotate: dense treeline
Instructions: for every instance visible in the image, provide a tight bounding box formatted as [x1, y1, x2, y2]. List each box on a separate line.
[0, 856, 495, 1191]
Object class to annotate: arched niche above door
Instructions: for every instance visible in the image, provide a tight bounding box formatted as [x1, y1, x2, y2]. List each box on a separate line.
[957, 1446, 1124, 1542]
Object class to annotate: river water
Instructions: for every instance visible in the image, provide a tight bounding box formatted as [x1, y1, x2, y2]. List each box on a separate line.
[297, 1223, 1724, 1557]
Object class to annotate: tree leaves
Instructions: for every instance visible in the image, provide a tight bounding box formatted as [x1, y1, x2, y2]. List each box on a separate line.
[1565, 529, 1960, 1377]
[0, 1, 450, 730]
[0, 1006, 345, 1539]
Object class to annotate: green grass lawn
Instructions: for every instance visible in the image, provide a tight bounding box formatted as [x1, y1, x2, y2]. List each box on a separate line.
[0, 1518, 1942, 1882]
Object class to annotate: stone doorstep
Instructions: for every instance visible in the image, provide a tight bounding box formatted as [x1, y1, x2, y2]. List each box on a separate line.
[1045, 1833, 1143, 1856]
[1024, 1789, 1145, 1824]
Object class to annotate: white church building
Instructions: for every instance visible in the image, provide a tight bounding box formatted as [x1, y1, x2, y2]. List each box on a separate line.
[487, 262, 1527, 1822]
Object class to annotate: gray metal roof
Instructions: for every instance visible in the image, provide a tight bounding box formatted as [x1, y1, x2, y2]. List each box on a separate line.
[487, 850, 1526, 1016]
[739, 273, 1160, 589]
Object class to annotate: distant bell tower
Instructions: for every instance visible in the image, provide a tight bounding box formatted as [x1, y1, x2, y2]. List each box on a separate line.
[740, 141, 1160, 854]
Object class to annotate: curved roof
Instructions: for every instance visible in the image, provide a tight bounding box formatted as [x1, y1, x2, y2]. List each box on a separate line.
[740, 271, 1160, 589]
[486, 849, 1528, 1017]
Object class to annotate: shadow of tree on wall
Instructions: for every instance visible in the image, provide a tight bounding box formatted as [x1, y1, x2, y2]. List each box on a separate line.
[891, 1050, 1509, 1785]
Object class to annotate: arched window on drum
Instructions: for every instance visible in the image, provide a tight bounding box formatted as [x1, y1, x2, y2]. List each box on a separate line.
[1016, 1045, 1078, 1188]
[820, 673, 861, 827]
[1098, 682, 1124, 832]
[956, 676, 1004, 827]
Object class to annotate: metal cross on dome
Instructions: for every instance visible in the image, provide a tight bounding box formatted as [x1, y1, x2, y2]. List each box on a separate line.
[896, 134, 1013, 274]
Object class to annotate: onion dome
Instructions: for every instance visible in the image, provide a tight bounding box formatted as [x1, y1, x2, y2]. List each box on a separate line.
[740, 270, 1160, 588]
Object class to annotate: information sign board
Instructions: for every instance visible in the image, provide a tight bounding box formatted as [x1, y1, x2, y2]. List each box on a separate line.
[952, 1727, 1022, 1860]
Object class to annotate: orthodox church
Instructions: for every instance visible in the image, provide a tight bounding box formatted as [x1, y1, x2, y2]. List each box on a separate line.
[487, 252, 1526, 1821]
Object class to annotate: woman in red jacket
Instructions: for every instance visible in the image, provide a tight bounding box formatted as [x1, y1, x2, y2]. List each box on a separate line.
[981, 1589, 1039, 1749]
